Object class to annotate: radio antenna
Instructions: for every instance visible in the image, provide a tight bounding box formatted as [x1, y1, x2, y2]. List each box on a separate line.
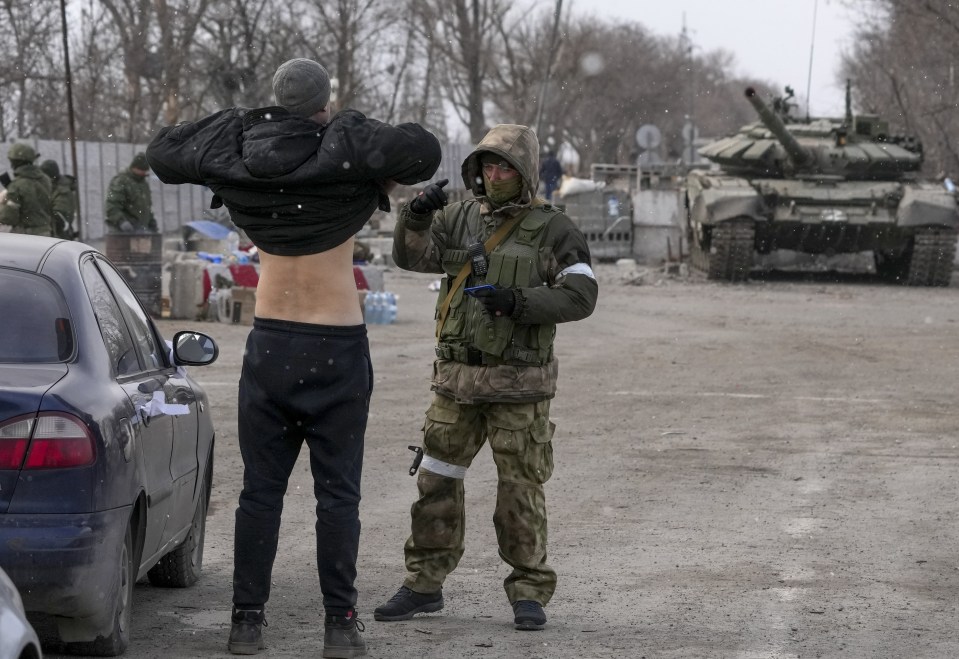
[805, 0, 819, 119]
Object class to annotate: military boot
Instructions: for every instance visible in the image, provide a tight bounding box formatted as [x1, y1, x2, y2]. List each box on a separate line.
[512, 600, 546, 630]
[373, 585, 444, 621]
[228, 607, 266, 654]
[323, 611, 367, 658]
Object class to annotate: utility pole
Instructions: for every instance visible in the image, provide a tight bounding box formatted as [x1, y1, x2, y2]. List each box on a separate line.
[680, 14, 697, 167]
[534, 0, 564, 144]
[59, 0, 82, 240]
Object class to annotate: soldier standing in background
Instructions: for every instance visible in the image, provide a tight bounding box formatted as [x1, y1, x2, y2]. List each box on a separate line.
[105, 152, 157, 233]
[0, 143, 53, 236]
[375, 124, 598, 631]
[40, 159, 79, 239]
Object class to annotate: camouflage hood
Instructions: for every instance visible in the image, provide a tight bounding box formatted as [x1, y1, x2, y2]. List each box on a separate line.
[461, 124, 540, 209]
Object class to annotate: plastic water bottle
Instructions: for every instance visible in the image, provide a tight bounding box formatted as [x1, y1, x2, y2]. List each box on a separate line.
[226, 231, 240, 254]
[363, 291, 375, 324]
[384, 292, 398, 324]
[364, 291, 382, 324]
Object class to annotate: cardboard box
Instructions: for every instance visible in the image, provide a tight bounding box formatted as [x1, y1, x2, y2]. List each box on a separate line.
[230, 286, 257, 325]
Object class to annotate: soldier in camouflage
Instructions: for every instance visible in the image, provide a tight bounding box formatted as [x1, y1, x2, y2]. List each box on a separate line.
[375, 124, 598, 631]
[0, 143, 53, 236]
[40, 159, 79, 239]
[105, 152, 157, 233]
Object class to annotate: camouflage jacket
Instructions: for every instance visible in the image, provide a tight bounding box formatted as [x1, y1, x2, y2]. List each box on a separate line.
[393, 124, 598, 403]
[105, 169, 156, 232]
[0, 164, 53, 236]
[51, 175, 78, 238]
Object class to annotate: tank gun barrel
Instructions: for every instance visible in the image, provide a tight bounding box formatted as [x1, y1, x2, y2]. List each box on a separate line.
[744, 87, 811, 168]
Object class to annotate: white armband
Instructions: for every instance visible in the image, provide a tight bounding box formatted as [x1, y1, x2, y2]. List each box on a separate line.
[558, 263, 595, 280]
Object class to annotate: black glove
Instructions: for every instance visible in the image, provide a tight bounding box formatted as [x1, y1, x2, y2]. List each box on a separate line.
[471, 285, 516, 318]
[410, 178, 449, 214]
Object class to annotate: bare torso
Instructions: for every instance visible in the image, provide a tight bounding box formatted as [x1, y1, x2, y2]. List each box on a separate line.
[254, 238, 363, 325]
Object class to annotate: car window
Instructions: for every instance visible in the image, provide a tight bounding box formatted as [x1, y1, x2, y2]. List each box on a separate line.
[0, 269, 73, 363]
[94, 257, 166, 372]
[81, 259, 141, 376]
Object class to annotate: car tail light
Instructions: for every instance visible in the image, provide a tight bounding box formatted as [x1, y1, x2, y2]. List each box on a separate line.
[0, 413, 95, 469]
[0, 417, 32, 469]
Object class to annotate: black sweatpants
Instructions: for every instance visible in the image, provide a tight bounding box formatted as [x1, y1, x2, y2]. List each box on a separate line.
[232, 317, 372, 617]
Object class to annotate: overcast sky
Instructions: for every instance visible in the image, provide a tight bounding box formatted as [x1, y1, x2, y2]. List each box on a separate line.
[560, 0, 856, 116]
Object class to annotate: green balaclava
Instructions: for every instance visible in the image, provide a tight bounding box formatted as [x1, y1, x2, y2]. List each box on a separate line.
[480, 153, 523, 206]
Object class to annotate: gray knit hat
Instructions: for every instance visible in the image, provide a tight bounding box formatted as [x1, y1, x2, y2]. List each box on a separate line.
[272, 58, 331, 117]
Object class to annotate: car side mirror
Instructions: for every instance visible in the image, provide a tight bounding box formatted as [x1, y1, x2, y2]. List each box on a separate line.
[171, 331, 219, 366]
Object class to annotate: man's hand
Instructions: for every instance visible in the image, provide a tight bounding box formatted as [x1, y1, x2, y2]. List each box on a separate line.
[410, 178, 449, 214]
[471, 285, 516, 318]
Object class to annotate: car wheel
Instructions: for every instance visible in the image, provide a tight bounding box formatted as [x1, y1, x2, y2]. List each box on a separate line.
[63, 526, 133, 656]
[147, 474, 208, 588]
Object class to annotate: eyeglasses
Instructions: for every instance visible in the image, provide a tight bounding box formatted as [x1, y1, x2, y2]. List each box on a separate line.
[482, 162, 517, 176]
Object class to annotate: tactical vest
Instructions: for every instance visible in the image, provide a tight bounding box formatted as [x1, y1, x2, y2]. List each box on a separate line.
[435, 205, 559, 366]
[1, 165, 53, 236]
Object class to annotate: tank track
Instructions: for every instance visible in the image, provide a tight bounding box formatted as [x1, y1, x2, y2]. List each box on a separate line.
[692, 219, 755, 282]
[906, 227, 957, 287]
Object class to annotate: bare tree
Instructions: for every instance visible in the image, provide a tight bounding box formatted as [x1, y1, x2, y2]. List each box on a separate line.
[407, 0, 511, 142]
[155, 0, 215, 125]
[192, 0, 287, 112]
[0, 0, 61, 139]
[841, 0, 959, 175]
[96, 0, 158, 141]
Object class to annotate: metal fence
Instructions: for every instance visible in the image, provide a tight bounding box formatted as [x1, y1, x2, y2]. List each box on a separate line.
[0, 138, 474, 242]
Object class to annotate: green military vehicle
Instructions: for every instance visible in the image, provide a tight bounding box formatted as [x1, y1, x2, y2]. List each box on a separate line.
[682, 85, 958, 285]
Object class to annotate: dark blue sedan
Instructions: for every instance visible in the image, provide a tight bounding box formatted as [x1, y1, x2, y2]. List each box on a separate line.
[0, 234, 218, 656]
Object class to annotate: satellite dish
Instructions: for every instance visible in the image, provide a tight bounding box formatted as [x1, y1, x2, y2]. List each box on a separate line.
[635, 124, 662, 150]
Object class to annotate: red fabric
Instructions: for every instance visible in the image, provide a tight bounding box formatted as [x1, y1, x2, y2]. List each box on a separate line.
[353, 266, 369, 290]
[229, 264, 260, 288]
[203, 270, 211, 303]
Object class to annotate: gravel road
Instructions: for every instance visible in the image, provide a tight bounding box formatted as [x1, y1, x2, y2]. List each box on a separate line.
[41, 263, 959, 658]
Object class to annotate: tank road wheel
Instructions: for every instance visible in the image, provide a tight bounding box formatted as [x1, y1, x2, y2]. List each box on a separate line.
[904, 227, 957, 287]
[701, 219, 755, 282]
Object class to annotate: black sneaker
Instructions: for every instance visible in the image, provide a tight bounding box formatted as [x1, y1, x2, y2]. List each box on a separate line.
[323, 611, 367, 658]
[373, 585, 444, 621]
[512, 600, 546, 630]
[228, 608, 266, 654]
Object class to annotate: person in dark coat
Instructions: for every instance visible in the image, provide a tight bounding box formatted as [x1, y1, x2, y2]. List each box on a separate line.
[538, 150, 563, 201]
[147, 57, 441, 658]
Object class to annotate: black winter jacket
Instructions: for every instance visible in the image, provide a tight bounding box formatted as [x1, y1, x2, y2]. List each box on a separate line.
[146, 106, 441, 255]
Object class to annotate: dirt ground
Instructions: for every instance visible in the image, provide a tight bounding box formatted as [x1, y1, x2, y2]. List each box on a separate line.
[42, 262, 959, 658]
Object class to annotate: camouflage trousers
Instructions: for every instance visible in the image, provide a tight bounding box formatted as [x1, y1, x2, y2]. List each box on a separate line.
[403, 392, 557, 605]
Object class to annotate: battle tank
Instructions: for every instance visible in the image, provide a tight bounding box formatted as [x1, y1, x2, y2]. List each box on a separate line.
[682, 84, 958, 284]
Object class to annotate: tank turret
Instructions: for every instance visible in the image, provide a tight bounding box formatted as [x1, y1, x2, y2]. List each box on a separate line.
[697, 85, 923, 180]
[743, 86, 811, 169]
